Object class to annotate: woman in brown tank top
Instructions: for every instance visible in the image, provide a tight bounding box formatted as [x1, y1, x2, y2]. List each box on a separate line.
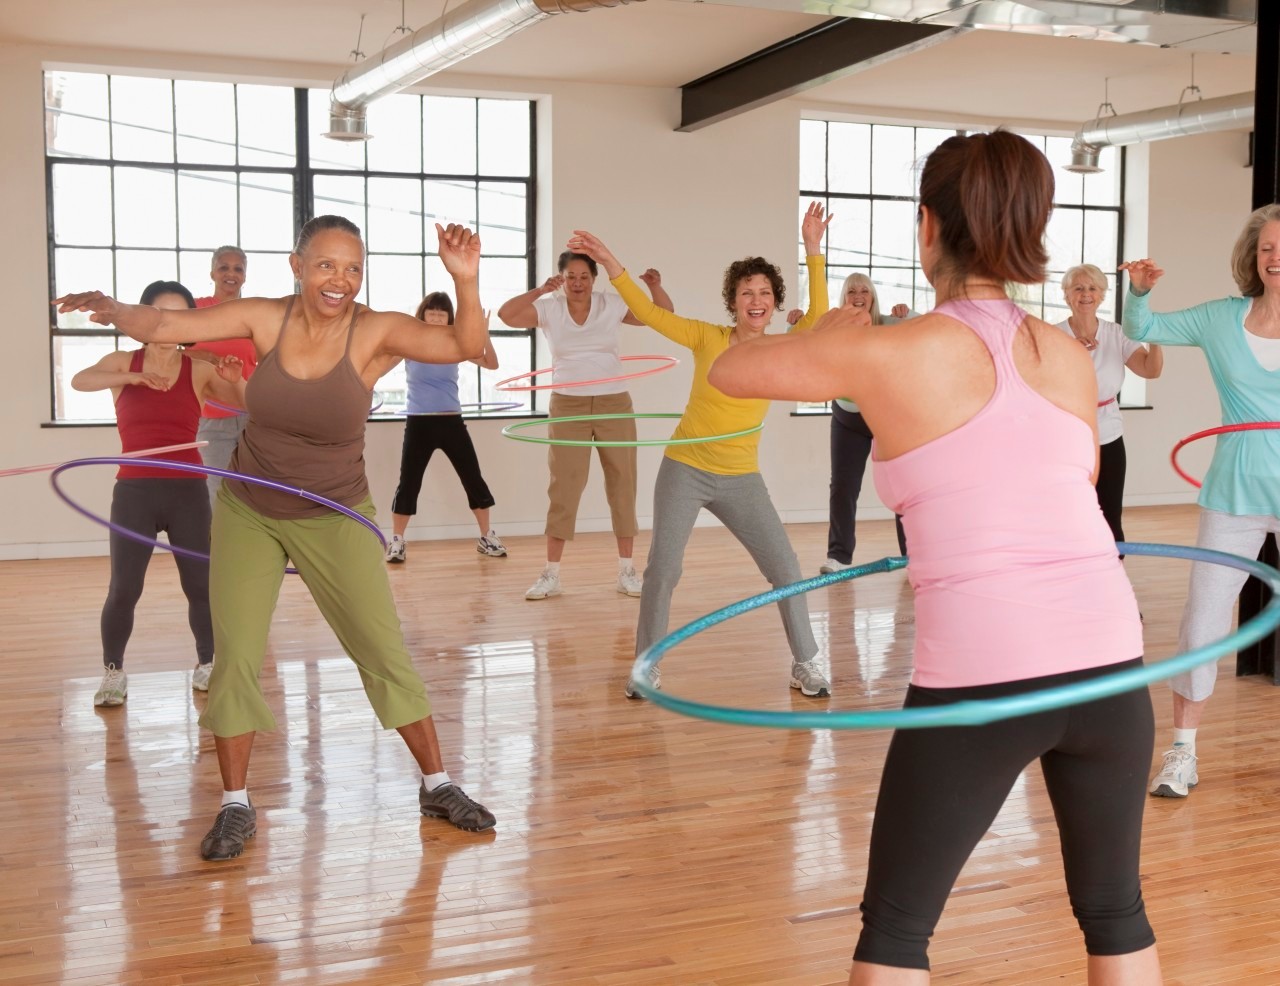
[57, 216, 497, 861]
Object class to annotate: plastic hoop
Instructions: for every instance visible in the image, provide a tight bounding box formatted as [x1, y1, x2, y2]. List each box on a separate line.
[50, 458, 387, 576]
[495, 355, 678, 393]
[0, 441, 207, 479]
[501, 413, 764, 448]
[1170, 422, 1280, 489]
[629, 542, 1280, 730]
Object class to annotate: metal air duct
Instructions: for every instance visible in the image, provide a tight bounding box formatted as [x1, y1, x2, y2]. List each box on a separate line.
[326, 0, 639, 141]
[1067, 90, 1254, 172]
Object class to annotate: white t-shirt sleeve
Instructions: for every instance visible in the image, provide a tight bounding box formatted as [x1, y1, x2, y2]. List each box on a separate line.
[600, 291, 629, 325]
[532, 294, 555, 330]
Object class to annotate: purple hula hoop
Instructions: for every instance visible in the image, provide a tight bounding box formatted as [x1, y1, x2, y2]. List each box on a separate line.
[50, 458, 387, 573]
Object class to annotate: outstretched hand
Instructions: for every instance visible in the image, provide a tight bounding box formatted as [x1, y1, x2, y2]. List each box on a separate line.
[53, 290, 122, 327]
[801, 200, 833, 255]
[1118, 259, 1164, 294]
[436, 223, 482, 279]
[566, 231, 622, 279]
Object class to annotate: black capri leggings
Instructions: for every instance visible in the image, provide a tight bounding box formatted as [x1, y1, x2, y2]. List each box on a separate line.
[391, 414, 496, 516]
[854, 658, 1156, 970]
[829, 403, 906, 562]
[103, 478, 213, 669]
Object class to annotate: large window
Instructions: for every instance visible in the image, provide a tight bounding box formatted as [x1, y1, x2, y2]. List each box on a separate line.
[798, 119, 1129, 409]
[45, 71, 537, 422]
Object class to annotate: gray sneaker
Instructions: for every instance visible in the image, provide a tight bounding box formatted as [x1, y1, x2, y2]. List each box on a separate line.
[1149, 747, 1199, 798]
[624, 665, 661, 700]
[790, 660, 831, 698]
[386, 535, 407, 563]
[477, 531, 507, 557]
[94, 665, 128, 707]
[200, 804, 257, 860]
[419, 782, 496, 832]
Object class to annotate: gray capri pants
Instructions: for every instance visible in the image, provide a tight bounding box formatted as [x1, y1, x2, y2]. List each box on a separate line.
[635, 456, 818, 663]
[1174, 508, 1280, 701]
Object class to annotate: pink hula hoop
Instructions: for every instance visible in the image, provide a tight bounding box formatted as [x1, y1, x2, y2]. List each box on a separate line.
[0, 441, 208, 479]
[495, 354, 678, 393]
[1170, 422, 1280, 489]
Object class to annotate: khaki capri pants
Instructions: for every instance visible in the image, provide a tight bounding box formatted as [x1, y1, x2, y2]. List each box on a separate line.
[545, 391, 639, 541]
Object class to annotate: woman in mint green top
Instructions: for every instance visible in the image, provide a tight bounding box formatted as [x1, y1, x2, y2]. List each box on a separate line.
[1121, 202, 1280, 801]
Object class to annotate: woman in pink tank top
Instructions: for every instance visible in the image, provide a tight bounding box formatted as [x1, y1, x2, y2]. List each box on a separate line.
[711, 131, 1160, 985]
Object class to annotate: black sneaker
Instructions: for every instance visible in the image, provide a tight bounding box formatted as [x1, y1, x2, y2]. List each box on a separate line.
[419, 782, 496, 832]
[200, 804, 257, 860]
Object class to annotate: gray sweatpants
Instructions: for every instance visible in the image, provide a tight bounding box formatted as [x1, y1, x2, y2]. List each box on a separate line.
[198, 414, 247, 506]
[1174, 508, 1280, 701]
[635, 457, 818, 664]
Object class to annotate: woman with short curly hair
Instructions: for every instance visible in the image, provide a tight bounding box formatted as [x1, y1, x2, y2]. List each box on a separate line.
[567, 202, 833, 699]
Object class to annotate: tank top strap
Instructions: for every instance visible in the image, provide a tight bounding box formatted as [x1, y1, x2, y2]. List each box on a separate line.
[128, 348, 144, 372]
[343, 304, 361, 358]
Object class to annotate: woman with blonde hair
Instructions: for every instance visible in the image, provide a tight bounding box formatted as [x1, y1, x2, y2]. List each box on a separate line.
[1056, 263, 1162, 543]
[1122, 202, 1280, 801]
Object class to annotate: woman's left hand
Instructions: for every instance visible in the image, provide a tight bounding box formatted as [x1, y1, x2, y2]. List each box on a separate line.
[215, 355, 245, 382]
[890, 304, 910, 319]
[437, 223, 482, 279]
[639, 268, 662, 290]
[801, 201, 833, 255]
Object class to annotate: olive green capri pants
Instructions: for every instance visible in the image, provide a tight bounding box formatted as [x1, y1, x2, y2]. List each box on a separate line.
[199, 486, 431, 738]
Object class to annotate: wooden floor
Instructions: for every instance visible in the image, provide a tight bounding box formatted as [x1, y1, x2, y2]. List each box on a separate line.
[1, 504, 1278, 985]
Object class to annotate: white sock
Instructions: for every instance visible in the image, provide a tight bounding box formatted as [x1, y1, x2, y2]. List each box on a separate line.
[422, 770, 451, 792]
[392, 533, 405, 542]
[619, 556, 634, 572]
[1173, 728, 1197, 752]
[221, 788, 250, 809]
[545, 561, 561, 576]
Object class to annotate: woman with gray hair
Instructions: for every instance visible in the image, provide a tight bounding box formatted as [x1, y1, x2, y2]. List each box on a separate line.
[1122, 203, 1280, 801]
[1056, 263, 1162, 542]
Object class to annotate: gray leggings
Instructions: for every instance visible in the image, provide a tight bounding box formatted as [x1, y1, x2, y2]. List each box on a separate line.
[103, 478, 214, 669]
[635, 457, 818, 663]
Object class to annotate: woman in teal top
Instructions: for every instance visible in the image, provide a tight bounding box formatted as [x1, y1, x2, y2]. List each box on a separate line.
[1122, 202, 1280, 801]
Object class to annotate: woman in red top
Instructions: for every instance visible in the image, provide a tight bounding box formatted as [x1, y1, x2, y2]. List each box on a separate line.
[71, 280, 246, 707]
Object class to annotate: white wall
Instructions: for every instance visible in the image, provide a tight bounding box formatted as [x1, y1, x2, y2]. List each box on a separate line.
[0, 39, 1256, 558]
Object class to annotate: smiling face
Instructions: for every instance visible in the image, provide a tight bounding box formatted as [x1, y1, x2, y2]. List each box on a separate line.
[1258, 220, 1280, 294]
[1064, 275, 1104, 319]
[733, 274, 776, 331]
[210, 251, 247, 301]
[420, 308, 449, 326]
[290, 229, 364, 314]
[561, 259, 596, 302]
[844, 281, 873, 310]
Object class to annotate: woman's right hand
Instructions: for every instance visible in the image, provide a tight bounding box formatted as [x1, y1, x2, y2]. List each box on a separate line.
[541, 274, 565, 295]
[53, 290, 122, 326]
[1118, 259, 1164, 295]
[131, 371, 170, 391]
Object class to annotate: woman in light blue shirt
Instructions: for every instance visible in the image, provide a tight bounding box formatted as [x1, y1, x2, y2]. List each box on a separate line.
[1122, 202, 1280, 800]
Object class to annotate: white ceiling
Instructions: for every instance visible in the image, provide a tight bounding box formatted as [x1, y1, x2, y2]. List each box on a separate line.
[0, 0, 1259, 126]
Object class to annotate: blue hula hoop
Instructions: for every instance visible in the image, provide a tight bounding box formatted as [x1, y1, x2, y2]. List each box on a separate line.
[51, 458, 387, 575]
[629, 543, 1280, 729]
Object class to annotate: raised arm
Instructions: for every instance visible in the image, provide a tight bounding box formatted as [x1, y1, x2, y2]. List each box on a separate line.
[1118, 259, 1211, 346]
[377, 224, 486, 365]
[54, 292, 267, 346]
[497, 275, 563, 329]
[789, 201, 833, 333]
[622, 269, 674, 325]
[468, 314, 500, 370]
[1126, 342, 1164, 379]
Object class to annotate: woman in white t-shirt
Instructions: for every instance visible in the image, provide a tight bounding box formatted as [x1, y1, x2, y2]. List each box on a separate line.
[498, 251, 672, 601]
[1056, 263, 1163, 542]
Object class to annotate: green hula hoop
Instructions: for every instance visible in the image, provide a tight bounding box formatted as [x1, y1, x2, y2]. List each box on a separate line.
[501, 413, 764, 448]
[629, 542, 1280, 730]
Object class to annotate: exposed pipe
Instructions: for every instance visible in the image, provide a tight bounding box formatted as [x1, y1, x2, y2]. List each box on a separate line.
[326, 0, 639, 141]
[1066, 90, 1254, 173]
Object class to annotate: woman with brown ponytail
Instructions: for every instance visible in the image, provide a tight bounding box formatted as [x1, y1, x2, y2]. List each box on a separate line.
[711, 131, 1161, 984]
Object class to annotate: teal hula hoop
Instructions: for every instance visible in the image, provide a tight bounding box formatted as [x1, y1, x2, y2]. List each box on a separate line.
[501, 413, 764, 448]
[629, 542, 1280, 729]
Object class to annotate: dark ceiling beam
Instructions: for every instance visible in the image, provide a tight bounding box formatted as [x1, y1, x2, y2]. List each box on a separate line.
[678, 17, 960, 133]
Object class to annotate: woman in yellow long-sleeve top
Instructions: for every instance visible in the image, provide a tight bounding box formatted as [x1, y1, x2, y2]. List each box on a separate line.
[568, 202, 831, 699]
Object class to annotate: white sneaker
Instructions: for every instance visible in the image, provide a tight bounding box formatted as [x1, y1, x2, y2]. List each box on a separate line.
[1149, 747, 1199, 797]
[525, 568, 561, 600]
[192, 662, 213, 692]
[624, 666, 661, 699]
[386, 535, 407, 564]
[790, 660, 831, 698]
[94, 665, 128, 707]
[617, 566, 643, 597]
[820, 558, 853, 575]
[477, 531, 508, 557]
